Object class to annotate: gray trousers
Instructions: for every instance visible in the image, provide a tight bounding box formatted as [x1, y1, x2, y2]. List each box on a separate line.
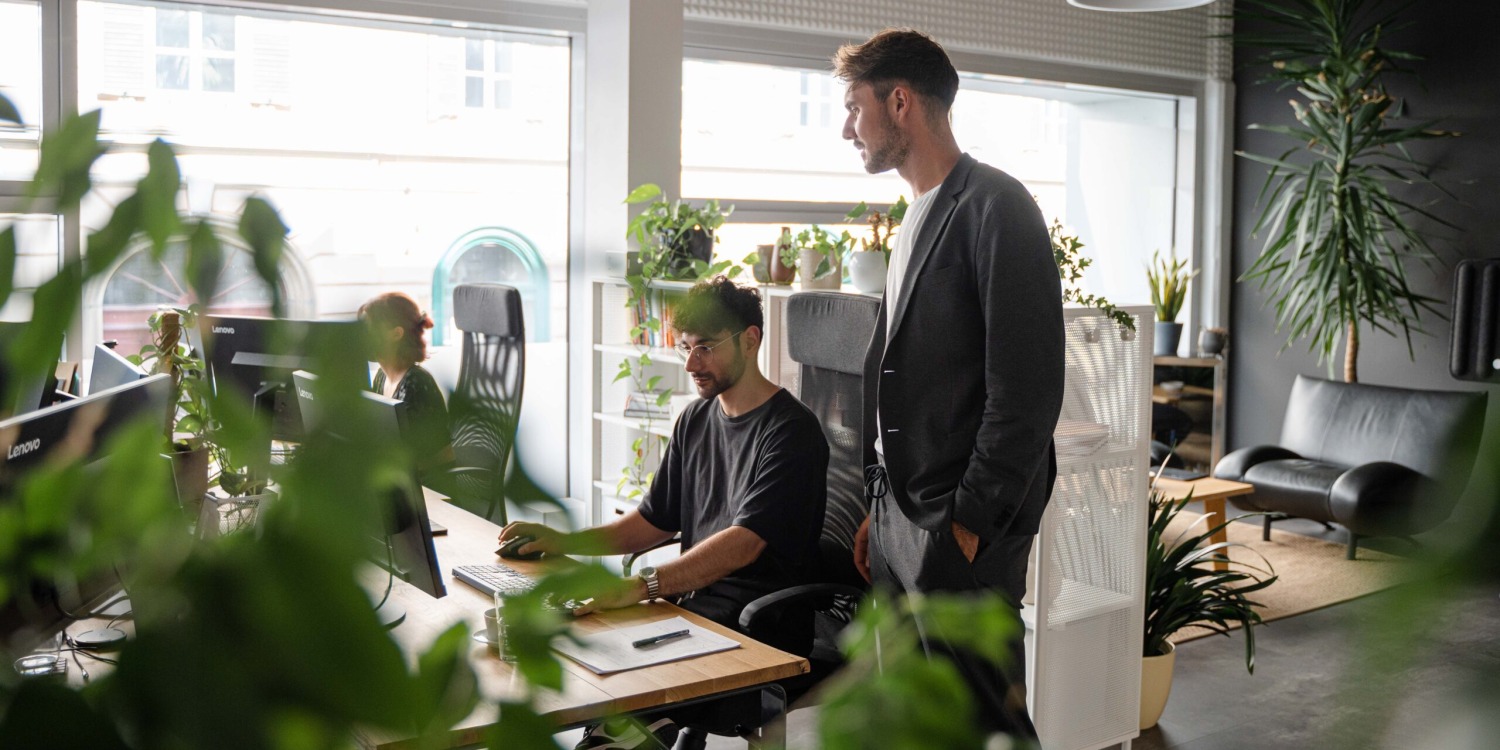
[868, 489, 1038, 740]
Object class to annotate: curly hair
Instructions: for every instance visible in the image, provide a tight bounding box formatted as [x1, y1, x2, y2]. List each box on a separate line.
[672, 276, 764, 340]
[833, 28, 959, 116]
[358, 292, 434, 368]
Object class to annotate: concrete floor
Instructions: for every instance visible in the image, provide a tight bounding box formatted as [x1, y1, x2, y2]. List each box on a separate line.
[692, 511, 1500, 750]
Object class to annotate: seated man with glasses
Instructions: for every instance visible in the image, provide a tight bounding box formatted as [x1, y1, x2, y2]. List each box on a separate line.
[499, 275, 829, 750]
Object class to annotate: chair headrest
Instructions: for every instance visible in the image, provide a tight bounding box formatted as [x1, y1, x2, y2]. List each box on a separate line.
[786, 292, 880, 376]
[453, 283, 525, 337]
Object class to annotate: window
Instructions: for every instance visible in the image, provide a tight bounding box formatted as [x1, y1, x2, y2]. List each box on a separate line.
[75, 0, 573, 499]
[798, 71, 834, 129]
[154, 9, 237, 93]
[0, 213, 59, 322]
[683, 57, 1195, 313]
[464, 39, 513, 110]
[0, 0, 42, 183]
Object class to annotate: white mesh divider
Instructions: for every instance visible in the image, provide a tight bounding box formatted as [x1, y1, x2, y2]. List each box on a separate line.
[1029, 307, 1150, 750]
[599, 283, 632, 345]
[1033, 609, 1141, 749]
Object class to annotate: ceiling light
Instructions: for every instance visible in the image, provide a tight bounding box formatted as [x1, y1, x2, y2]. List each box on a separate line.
[1068, 0, 1217, 10]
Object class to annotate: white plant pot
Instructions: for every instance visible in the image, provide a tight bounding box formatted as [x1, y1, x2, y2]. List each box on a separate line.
[798, 249, 841, 290]
[1139, 641, 1176, 730]
[848, 252, 888, 293]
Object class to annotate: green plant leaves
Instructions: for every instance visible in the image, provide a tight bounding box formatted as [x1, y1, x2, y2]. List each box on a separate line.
[623, 183, 662, 204]
[240, 195, 290, 317]
[28, 109, 104, 211]
[1235, 0, 1455, 378]
[139, 139, 184, 258]
[820, 590, 1024, 750]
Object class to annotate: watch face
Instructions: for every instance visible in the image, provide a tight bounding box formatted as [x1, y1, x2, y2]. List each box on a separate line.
[639, 566, 657, 578]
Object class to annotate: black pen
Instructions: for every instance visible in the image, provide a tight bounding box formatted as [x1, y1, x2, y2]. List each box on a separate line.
[632, 629, 691, 649]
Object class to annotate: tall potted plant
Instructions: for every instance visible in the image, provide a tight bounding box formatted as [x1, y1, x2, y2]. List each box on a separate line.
[1147, 249, 1196, 356]
[1142, 488, 1277, 729]
[1235, 0, 1456, 382]
[133, 306, 214, 515]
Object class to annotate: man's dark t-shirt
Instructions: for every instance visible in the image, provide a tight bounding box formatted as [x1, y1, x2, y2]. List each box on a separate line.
[638, 388, 829, 654]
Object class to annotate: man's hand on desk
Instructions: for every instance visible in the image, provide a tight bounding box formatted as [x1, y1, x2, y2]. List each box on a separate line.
[499, 521, 564, 557]
[569, 576, 649, 617]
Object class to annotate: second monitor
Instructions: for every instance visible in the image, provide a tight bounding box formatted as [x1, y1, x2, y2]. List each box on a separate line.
[199, 314, 364, 441]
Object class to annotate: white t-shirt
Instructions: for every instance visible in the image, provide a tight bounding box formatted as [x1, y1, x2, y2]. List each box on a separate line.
[875, 187, 940, 458]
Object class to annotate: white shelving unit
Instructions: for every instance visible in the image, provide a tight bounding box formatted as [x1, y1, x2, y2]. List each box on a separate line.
[1025, 305, 1153, 750]
[587, 277, 810, 571]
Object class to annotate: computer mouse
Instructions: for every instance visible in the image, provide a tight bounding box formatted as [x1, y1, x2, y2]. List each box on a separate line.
[497, 535, 543, 561]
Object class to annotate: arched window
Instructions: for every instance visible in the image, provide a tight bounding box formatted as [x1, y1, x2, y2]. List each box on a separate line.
[83, 226, 315, 357]
[431, 227, 549, 345]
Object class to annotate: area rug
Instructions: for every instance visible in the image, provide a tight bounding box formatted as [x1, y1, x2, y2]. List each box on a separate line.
[1164, 512, 1412, 644]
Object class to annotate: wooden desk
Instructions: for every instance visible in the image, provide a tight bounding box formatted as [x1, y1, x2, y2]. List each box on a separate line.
[357, 492, 809, 749]
[1152, 477, 1254, 572]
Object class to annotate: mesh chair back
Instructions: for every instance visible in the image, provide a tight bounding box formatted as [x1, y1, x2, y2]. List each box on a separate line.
[449, 284, 525, 520]
[786, 292, 879, 588]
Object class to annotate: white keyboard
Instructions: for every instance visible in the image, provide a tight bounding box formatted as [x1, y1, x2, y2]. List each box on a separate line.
[452, 563, 535, 598]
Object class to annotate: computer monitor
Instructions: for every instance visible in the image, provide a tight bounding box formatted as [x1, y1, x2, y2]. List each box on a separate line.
[88, 343, 149, 395]
[0, 322, 55, 418]
[293, 370, 446, 605]
[0, 374, 174, 648]
[199, 314, 364, 441]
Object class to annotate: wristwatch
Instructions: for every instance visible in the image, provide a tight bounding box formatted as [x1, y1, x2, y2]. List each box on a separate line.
[638, 566, 661, 602]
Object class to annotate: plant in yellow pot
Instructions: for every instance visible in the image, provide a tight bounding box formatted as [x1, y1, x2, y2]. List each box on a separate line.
[1142, 488, 1277, 729]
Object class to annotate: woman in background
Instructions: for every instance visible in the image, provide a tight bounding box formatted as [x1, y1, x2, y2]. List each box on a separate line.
[358, 292, 451, 469]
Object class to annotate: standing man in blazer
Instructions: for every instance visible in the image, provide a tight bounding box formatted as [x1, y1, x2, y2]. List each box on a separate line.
[835, 29, 1064, 738]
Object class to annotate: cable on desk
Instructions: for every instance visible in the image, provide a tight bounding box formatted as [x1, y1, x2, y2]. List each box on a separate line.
[370, 537, 397, 613]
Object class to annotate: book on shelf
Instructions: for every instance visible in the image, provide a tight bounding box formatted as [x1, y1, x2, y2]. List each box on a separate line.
[624, 390, 671, 418]
[629, 288, 682, 349]
[622, 391, 698, 420]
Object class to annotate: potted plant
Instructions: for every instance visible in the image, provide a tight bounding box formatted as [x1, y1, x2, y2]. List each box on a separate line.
[133, 306, 215, 516]
[198, 441, 276, 538]
[1147, 249, 1196, 356]
[845, 197, 907, 293]
[1142, 487, 1277, 729]
[1051, 218, 1136, 334]
[769, 227, 796, 285]
[624, 183, 732, 281]
[792, 225, 854, 291]
[1235, 0, 1456, 382]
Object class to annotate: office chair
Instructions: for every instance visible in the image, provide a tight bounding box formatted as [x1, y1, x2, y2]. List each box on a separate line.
[670, 291, 876, 750]
[438, 283, 526, 524]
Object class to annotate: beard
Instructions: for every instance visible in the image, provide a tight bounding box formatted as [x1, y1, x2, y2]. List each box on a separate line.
[690, 346, 747, 400]
[860, 115, 909, 174]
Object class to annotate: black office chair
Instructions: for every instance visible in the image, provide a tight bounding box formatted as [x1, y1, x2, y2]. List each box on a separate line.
[672, 291, 876, 749]
[438, 283, 525, 524]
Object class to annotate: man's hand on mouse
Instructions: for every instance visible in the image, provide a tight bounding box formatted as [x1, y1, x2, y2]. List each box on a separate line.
[498, 522, 564, 557]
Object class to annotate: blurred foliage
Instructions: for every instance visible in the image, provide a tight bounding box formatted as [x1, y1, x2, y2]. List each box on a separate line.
[818, 590, 1023, 750]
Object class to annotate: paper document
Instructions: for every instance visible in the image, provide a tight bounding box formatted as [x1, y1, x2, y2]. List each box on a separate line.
[553, 616, 740, 674]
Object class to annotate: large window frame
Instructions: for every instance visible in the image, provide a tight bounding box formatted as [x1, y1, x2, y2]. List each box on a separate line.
[681, 23, 1233, 343]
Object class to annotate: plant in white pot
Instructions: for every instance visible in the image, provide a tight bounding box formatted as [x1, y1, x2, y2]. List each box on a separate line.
[1142, 488, 1277, 729]
[845, 197, 907, 293]
[792, 224, 854, 291]
[1147, 249, 1197, 356]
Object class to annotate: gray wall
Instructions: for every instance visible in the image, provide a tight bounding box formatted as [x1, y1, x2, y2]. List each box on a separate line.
[1229, 2, 1500, 452]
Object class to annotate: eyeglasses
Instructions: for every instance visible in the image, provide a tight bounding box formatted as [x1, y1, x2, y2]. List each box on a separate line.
[675, 330, 745, 361]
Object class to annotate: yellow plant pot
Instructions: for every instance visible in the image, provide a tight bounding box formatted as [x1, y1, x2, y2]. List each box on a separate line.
[1139, 641, 1176, 730]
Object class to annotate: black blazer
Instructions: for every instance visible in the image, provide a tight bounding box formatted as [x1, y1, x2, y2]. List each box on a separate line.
[863, 154, 1065, 541]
